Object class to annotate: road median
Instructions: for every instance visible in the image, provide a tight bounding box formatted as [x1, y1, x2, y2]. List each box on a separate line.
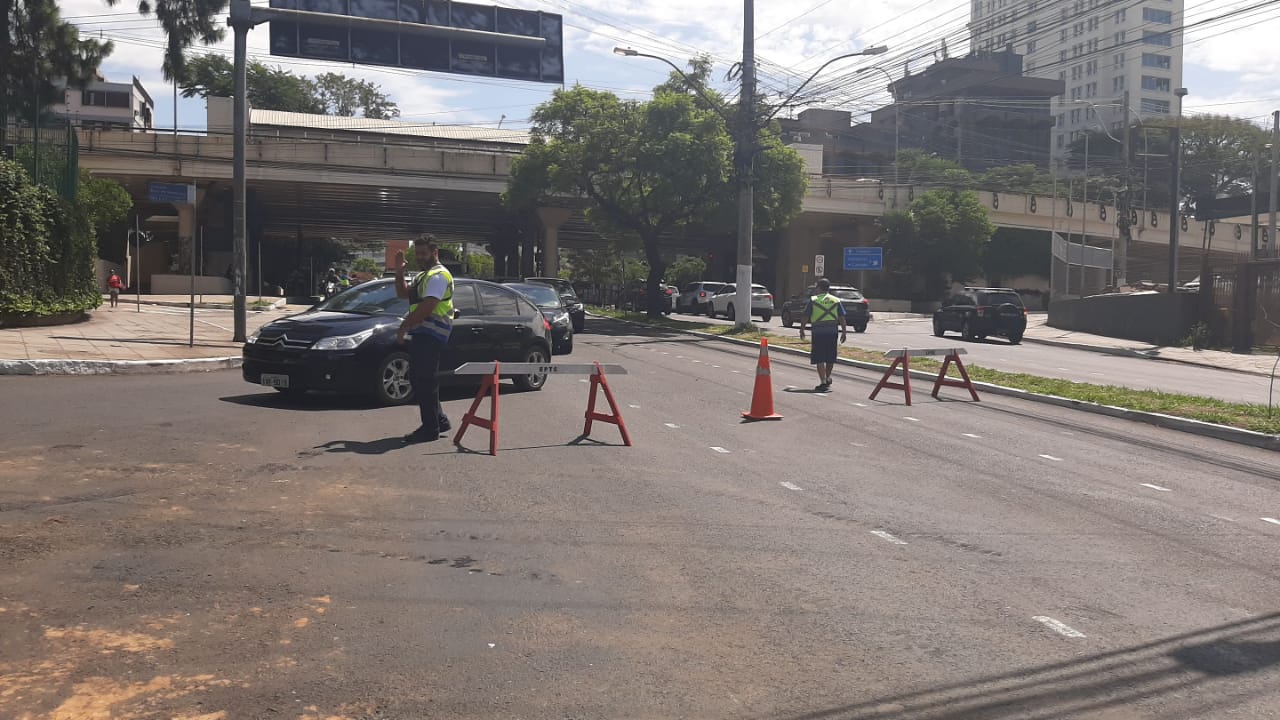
[589, 307, 1280, 450]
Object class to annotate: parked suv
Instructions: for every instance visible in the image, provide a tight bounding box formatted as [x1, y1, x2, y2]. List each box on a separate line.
[676, 281, 727, 315]
[242, 278, 554, 404]
[932, 287, 1027, 344]
[780, 284, 871, 332]
[524, 277, 585, 332]
[707, 283, 774, 322]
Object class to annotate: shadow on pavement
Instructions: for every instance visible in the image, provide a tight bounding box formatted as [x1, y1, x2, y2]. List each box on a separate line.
[50, 335, 237, 349]
[314, 437, 408, 455]
[761, 613, 1280, 720]
[219, 386, 478, 411]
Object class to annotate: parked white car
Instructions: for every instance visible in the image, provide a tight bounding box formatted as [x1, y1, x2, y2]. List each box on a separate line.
[707, 283, 774, 322]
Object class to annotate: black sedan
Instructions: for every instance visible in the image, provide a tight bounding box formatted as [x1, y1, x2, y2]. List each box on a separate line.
[525, 277, 586, 332]
[780, 284, 871, 332]
[505, 282, 574, 354]
[242, 278, 554, 405]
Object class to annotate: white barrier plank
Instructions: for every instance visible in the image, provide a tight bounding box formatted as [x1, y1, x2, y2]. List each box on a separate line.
[884, 348, 967, 359]
[453, 362, 629, 376]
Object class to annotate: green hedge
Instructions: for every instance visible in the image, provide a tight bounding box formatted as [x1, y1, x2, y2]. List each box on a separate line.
[0, 159, 101, 318]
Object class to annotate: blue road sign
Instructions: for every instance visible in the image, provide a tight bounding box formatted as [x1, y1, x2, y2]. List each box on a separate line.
[843, 247, 883, 271]
[148, 182, 194, 205]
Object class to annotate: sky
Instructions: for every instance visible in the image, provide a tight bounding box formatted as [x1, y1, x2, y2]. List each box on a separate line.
[61, 0, 1280, 135]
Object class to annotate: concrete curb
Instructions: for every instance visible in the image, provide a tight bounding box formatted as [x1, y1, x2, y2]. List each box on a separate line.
[0, 356, 242, 376]
[592, 313, 1280, 453]
[1023, 334, 1280, 379]
[131, 299, 287, 311]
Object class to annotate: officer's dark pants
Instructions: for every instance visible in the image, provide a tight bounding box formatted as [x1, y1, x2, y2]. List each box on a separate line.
[409, 333, 449, 434]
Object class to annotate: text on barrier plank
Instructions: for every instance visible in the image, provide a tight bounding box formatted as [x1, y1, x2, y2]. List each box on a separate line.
[453, 362, 629, 376]
[883, 348, 967, 359]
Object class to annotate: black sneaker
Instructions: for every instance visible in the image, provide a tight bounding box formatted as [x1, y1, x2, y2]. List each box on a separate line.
[402, 428, 441, 443]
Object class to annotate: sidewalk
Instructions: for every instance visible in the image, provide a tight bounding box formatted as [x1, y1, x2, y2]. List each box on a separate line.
[1022, 314, 1280, 377]
[0, 297, 305, 369]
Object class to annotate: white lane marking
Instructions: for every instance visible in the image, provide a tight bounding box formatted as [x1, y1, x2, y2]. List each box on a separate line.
[660, 352, 669, 355]
[1056, 367, 1071, 371]
[710, 446, 730, 454]
[1033, 616, 1086, 638]
[1209, 514, 1236, 522]
[1263, 517, 1280, 527]
[1140, 483, 1172, 492]
[962, 433, 982, 439]
[903, 416, 920, 422]
[579, 379, 589, 383]
[871, 530, 908, 545]
[676, 355, 685, 359]
[852, 402, 868, 407]
[1039, 454, 1063, 462]
[692, 359, 702, 363]
[850, 442, 867, 448]
[732, 370, 741, 374]
[628, 404, 641, 409]
[664, 423, 681, 429]
[779, 481, 803, 491]
[712, 364, 721, 368]
[811, 392, 828, 399]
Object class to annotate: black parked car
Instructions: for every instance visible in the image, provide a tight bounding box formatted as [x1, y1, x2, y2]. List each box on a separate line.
[933, 287, 1027, 344]
[525, 277, 586, 332]
[779, 284, 871, 332]
[506, 282, 574, 354]
[242, 278, 554, 405]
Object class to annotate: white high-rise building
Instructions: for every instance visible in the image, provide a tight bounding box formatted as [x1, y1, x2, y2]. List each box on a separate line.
[969, 0, 1184, 159]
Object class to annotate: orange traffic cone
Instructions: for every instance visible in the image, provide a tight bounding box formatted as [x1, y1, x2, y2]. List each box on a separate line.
[742, 338, 783, 421]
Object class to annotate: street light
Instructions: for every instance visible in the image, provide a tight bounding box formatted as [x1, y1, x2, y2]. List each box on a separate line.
[856, 65, 899, 202]
[1169, 87, 1188, 293]
[616, 40, 887, 329]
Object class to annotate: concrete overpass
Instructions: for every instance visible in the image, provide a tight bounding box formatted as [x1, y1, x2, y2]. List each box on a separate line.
[80, 124, 1254, 301]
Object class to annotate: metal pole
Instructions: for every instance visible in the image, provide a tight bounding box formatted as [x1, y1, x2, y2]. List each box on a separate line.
[1066, 177, 1072, 297]
[135, 216, 142, 312]
[893, 101, 900, 206]
[1270, 110, 1279, 256]
[1117, 90, 1131, 287]
[189, 197, 196, 348]
[1252, 150, 1261, 257]
[231, 0, 250, 342]
[258, 237, 263, 303]
[1080, 132, 1088, 297]
[1050, 161, 1058, 300]
[733, 0, 756, 330]
[1168, 88, 1187, 292]
[199, 226, 204, 304]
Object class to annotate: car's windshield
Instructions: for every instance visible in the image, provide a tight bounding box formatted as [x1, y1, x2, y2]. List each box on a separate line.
[978, 291, 1023, 306]
[316, 281, 407, 316]
[831, 288, 864, 300]
[508, 283, 563, 309]
[529, 278, 578, 301]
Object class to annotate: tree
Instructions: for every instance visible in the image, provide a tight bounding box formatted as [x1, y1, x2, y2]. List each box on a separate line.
[895, 149, 974, 187]
[180, 54, 322, 114]
[314, 73, 399, 119]
[979, 164, 1056, 196]
[664, 255, 707, 288]
[1, 0, 112, 145]
[77, 170, 132, 237]
[351, 257, 380, 274]
[179, 54, 400, 118]
[507, 70, 806, 317]
[1179, 114, 1270, 201]
[464, 253, 494, 279]
[105, 0, 227, 83]
[877, 188, 995, 301]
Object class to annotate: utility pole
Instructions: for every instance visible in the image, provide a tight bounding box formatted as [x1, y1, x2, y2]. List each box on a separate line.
[1168, 88, 1187, 293]
[1116, 90, 1131, 287]
[1270, 110, 1279, 257]
[733, 0, 756, 330]
[230, 0, 251, 342]
[1252, 148, 1262, 257]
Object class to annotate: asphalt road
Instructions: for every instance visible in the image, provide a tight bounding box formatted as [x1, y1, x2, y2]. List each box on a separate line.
[668, 309, 1278, 406]
[2, 319, 1279, 718]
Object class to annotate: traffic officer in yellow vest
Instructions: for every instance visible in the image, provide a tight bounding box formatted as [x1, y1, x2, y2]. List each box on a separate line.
[797, 278, 848, 392]
[394, 235, 454, 442]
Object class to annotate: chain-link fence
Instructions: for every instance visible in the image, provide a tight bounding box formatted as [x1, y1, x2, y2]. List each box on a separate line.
[2, 123, 78, 199]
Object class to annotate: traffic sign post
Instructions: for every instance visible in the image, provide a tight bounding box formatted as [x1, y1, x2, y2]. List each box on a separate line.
[843, 247, 883, 271]
[814, 254, 825, 278]
[148, 182, 195, 205]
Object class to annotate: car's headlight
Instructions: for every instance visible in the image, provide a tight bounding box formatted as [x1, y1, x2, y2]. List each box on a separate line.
[247, 328, 263, 344]
[311, 328, 375, 351]
[555, 312, 571, 326]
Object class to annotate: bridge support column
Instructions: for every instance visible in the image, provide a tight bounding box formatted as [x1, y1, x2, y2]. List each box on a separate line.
[537, 207, 571, 278]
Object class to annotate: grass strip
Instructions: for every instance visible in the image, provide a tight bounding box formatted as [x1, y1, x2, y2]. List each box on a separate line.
[589, 306, 1280, 436]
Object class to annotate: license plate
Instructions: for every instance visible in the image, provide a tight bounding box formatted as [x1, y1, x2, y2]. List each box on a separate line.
[260, 373, 290, 388]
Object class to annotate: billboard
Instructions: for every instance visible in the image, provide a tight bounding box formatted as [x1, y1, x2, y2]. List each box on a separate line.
[268, 0, 564, 84]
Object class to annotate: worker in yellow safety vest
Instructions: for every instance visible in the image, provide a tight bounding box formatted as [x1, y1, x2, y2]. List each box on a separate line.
[395, 235, 455, 442]
[797, 277, 848, 392]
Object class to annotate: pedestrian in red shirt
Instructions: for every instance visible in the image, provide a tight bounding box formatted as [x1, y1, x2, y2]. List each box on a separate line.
[107, 270, 124, 309]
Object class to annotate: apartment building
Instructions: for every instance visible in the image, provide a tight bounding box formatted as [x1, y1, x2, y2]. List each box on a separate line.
[50, 76, 155, 131]
[970, 0, 1184, 159]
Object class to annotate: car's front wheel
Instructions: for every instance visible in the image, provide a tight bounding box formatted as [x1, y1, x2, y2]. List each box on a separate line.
[513, 345, 549, 391]
[372, 351, 414, 406]
[782, 310, 793, 328]
[961, 319, 976, 341]
[933, 318, 945, 337]
[1008, 333, 1023, 345]
[726, 304, 736, 321]
[854, 322, 867, 333]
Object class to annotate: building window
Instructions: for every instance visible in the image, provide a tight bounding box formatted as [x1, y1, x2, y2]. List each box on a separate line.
[1114, 8, 1127, 22]
[1086, 59, 1097, 75]
[1071, 108, 1081, 123]
[1074, 22, 1083, 36]
[1057, 112, 1066, 126]
[1088, 17, 1099, 31]
[1114, 30, 1125, 46]
[1026, 60, 1036, 72]
[1113, 75, 1126, 91]
[1114, 52, 1126, 68]
[1141, 75, 1171, 92]
[1071, 86, 1082, 100]
[1059, 70, 1067, 81]
[1061, 50, 1069, 61]
[1060, 28, 1068, 41]
[1026, 39, 1036, 53]
[1088, 38, 1099, 52]
[1142, 52, 1171, 69]
[1141, 98, 1171, 114]
[1027, 20, 1037, 33]
[1143, 8, 1172, 23]
[1057, 134, 1065, 149]
[1143, 31, 1172, 46]
[1072, 65, 1082, 80]
[1086, 81, 1097, 97]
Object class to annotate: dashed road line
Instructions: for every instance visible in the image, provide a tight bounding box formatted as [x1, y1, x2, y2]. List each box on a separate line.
[1263, 517, 1280, 527]
[852, 402, 868, 407]
[903, 416, 920, 422]
[664, 423, 681, 429]
[1208, 514, 1236, 522]
[870, 530, 908, 545]
[1032, 616, 1086, 638]
[628, 404, 641, 409]
[710, 446, 730, 454]
[962, 433, 982, 439]
[1039, 454, 1063, 462]
[1140, 483, 1172, 492]
[779, 481, 802, 491]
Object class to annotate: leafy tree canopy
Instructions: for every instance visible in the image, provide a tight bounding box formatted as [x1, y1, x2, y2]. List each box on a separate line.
[1, 0, 112, 135]
[179, 54, 400, 118]
[877, 188, 996, 301]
